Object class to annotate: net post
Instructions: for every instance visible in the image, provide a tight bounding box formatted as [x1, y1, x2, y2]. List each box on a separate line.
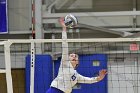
[4, 41, 13, 93]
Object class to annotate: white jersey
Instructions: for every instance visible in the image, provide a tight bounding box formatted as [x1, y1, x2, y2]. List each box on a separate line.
[51, 31, 98, 93]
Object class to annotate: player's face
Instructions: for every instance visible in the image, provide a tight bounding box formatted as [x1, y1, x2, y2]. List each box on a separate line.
[69, 53, 79, 69]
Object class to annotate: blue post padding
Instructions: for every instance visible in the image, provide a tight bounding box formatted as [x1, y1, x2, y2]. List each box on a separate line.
[54, 54, 108, 93]
[26, 55, 53, 93]
[54, 57, 61, 78]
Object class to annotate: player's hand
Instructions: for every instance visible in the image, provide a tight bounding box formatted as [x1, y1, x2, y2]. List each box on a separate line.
[58, 17, 66, 31]
[97, 69, 107, 81]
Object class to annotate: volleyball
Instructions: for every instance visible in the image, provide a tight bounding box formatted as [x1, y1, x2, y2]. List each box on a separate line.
[64, 14, 78, 28]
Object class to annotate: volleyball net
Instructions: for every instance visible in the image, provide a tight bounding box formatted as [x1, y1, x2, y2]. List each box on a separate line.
[0, 38, 140, 93]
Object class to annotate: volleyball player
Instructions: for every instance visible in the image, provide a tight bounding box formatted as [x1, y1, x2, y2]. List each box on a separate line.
[46, 17, 107, 93]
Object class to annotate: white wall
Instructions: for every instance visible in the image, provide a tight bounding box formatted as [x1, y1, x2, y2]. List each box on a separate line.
[0, 53, 29, 69]
[108, 54, 140, 93]
[8, 0, 32, 31]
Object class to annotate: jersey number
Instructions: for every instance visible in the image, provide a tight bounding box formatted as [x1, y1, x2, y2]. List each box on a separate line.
[71, 74, 76, 81]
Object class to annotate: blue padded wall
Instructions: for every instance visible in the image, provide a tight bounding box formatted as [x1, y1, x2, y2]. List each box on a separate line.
[26, 55, 53, 93]
[54, 57, 61, 78]
[54, 54, 108, 93]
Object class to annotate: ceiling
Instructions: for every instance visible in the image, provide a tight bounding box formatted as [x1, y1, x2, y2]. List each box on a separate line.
[43, 0, 140, 38]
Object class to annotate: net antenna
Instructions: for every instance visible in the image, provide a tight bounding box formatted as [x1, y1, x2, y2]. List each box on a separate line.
[30, 41, 35, 93]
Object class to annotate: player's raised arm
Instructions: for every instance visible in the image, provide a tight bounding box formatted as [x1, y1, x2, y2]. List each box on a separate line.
[58, 17, 69, 66]
[58, 14, 78, 67]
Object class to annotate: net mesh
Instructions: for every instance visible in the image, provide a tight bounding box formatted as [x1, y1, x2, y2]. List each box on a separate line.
[0, 39, 140, 93]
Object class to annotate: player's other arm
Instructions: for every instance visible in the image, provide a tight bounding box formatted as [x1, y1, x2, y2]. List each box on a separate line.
[77, 69, 107, 84]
